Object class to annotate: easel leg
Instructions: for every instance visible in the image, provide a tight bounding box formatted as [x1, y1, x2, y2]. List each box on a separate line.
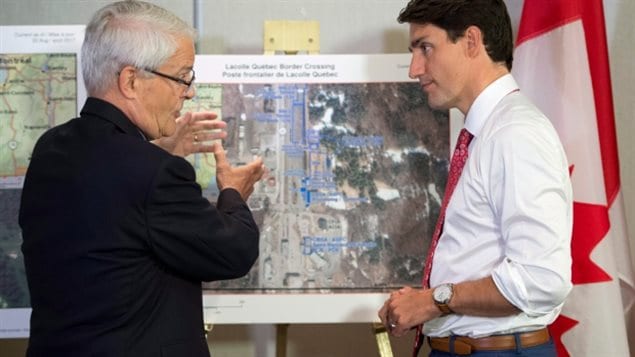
[204, 323, 213, 339]
[276, 323, 289, 357]
[372, 322, 394, 357]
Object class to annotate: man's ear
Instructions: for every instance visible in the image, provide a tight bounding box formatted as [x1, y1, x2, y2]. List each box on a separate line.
[464, 25, 483, 58]
[118, 66, 138, 99]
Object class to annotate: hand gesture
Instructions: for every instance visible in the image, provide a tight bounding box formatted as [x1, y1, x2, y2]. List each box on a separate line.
[212, 141, 266, 201]
[378, 286, 441, 337]
[153, 111, 228, 157]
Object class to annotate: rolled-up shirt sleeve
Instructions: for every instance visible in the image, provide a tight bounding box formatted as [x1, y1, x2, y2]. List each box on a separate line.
[489, 121, 573, 316]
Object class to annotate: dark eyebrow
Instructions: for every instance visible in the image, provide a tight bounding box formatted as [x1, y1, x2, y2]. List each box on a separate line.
[409, 37, 425, 52]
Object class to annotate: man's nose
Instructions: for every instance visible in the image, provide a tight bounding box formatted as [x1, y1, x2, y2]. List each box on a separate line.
[408, 54, 425, 79]
[183, 86, 196, 99]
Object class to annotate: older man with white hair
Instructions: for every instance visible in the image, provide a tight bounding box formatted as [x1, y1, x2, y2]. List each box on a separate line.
[19, 1, 265, 356]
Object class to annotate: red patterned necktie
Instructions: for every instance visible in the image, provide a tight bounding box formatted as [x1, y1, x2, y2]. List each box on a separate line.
[412, 128, 474, 356]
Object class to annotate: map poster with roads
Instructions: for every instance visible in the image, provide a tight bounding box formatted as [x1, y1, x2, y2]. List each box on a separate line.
[0, 25, 85, 338]
[189, 55, 451, 324]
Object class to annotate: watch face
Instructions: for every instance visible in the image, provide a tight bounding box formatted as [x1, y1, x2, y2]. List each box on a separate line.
[434, 284, 453, 303]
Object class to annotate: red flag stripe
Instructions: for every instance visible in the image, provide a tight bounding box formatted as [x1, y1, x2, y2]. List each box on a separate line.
[579, 0, 620, 206]
[516, 1, 582, 46]
[516, 0, 620, 206]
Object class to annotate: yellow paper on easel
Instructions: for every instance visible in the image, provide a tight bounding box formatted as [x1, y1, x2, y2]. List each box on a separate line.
[264, 20, 320, 55]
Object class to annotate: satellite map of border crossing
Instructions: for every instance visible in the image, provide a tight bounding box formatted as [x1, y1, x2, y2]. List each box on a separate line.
[188, 81, 450, 292]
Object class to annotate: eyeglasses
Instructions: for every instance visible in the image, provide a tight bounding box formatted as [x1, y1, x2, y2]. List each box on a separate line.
[144, 68, 196, 93]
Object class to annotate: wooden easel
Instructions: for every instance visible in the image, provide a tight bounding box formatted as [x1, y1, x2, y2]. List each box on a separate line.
[373, 322, 394, 357]
[263, 20, 393, 357]
[263, 20, 318, 357]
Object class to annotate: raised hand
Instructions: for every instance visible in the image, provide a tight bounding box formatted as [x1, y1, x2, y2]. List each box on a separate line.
[153, 111, 228, 157]
[212, 141, 266, 201]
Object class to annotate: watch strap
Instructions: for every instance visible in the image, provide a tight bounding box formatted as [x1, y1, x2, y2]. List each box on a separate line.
[436, 302, 453, 315]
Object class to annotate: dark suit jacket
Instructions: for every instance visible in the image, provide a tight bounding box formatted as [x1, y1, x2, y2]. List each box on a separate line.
[19, 97, 260, 357]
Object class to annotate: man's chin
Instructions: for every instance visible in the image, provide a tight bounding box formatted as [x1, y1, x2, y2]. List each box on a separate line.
[426, 96, 449, 111]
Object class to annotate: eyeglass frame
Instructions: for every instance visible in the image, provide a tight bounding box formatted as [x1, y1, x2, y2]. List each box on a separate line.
[143, 67, 196, 93]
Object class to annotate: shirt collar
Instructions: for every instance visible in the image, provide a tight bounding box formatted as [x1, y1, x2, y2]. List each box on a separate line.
[464, 73, 519, 137]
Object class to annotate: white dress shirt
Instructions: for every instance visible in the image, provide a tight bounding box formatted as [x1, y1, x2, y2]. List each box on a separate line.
[424, 74, 573, 338]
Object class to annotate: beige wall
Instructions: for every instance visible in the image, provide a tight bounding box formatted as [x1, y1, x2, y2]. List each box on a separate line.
[1, 0, 633, 356]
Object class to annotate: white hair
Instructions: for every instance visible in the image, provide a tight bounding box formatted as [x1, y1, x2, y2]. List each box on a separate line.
[81, 0, 197, 96]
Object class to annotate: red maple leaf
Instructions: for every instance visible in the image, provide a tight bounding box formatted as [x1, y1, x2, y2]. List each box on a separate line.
[550, 165, 614, 356]
[571, 201, 612, 284]
[568, 164, 612, 284]
[549, 315, 579, 357]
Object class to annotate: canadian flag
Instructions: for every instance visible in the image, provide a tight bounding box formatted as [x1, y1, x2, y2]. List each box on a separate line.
[512, 0, 635, 356]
